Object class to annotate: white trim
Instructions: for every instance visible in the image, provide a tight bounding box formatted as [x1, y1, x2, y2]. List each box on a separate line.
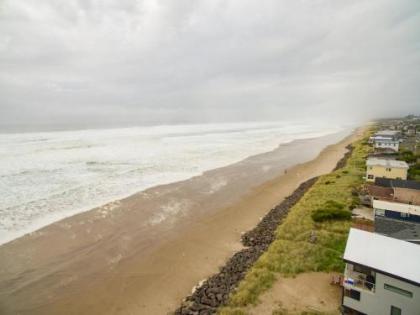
[373, 200, 420, 216]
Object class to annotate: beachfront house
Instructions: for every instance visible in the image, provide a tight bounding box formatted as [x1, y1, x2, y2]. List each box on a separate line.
[375, 178, 420, 205]
[374, 138, 400, 152]
[342, 228, 420, 315]
[369, 130, 400, 143]
[369, 130, 400, 152]
[366, 158, 408, 182]
[373, 199, 420, 243]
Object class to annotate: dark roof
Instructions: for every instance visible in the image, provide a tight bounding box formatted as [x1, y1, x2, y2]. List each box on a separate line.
[375, 178, 420, 190]
[375, 216, 420, 242]
[366, 184, 394, 200]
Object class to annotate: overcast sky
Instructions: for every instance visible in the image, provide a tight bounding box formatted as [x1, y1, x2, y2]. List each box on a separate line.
[0, 0, 419, 129]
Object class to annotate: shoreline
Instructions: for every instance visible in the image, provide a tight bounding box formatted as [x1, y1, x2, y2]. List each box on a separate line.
[0, 128, 361, 315]
[0, 129, 351, 247]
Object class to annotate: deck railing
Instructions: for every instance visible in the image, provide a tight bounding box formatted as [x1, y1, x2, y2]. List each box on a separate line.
[343, 274, 375, 292]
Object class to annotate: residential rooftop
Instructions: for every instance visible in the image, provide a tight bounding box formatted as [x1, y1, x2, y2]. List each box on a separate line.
[375, 216, 420, 242]
[344, 228, 420, 285]
[366, 158, 409, 169]
[365, 184, 394, 200]
[372, 137, 399, 142]
[375, 130, 400, 136]
[375, 178, 420, 190]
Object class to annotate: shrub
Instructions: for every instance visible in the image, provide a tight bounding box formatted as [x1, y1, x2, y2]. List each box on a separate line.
[311, 200, 351, 222]
[408, 164, 420, 180]
[350, 196, 361, 209]
[398, 150, 417, 163]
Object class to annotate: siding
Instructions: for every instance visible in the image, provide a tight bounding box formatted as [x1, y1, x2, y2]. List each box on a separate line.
[366, 165, 408, 182]
[394, 187, 420, 206]
[343, 273, 420, 315]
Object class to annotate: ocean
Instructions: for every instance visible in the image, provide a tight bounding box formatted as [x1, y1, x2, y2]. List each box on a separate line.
[0, 121, 346, 245]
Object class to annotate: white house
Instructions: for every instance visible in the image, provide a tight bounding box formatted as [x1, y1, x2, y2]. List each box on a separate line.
[373, 200, 420, 243]
[369, 130, 400, 143]
[342, 228, 420, 315]
[369, 130, 401, 152]
[373, 138, 400, 152]
[373, 200, 420, 219]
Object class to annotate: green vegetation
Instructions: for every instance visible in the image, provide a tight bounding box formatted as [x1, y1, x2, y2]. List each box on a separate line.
[408, 163, 420, 180]
[396, 149, 420, 180]
[311, 200, 351, 222]
[398, 150, 418, 164]
[219, 131, 371, 314]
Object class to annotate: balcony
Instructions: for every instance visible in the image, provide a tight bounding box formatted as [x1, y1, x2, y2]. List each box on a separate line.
[343, 264, 375, 293]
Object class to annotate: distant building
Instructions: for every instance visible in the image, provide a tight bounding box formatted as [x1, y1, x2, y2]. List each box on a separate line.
[407, 126, 416, 136]
[373, 199, 420, 243]
[369, 130, 400, 142]
[369, 130, 400, 152]
[375, 130, 400, 139]
[374, 138, 400, 152]
[366, 158, 408, 182]
[342, 228, 420, 315]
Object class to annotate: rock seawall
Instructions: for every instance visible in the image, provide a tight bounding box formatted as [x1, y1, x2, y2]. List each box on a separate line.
[174, 177, 318, 315]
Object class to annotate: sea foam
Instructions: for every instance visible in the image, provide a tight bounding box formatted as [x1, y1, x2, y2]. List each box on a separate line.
[0, 121, 345, 245]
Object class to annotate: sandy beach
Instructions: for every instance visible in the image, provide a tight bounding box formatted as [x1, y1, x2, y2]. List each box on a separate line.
[0, 128, 364, 315]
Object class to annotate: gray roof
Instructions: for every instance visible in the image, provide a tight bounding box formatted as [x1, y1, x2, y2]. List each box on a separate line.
[366, 158, 408, 169]
[375, 178, 420, 190]
[344, 228, 420, 284]
[375, 130, 400, 136]
[375, 216, 420, 242]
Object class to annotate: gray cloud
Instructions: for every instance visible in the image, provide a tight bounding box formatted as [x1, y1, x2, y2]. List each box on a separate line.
[1, 0, 419, 129]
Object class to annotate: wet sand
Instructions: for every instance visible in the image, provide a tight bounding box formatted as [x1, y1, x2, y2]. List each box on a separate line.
[0, 128, 364, 315]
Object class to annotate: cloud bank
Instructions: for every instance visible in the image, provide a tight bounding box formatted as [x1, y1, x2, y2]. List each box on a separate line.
[1, 0, 419, 129]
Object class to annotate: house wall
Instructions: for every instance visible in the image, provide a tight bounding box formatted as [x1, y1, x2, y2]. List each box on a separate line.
[373, 200, 420, 216]
[374, 140, 399, 152]
[343, 272, 420, 315]
[394, 187, 420, 205]
[366, 165, 408, 182]
[381, 210, 420, 223]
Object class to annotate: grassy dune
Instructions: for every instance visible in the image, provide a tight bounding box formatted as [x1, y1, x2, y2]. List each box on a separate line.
[220, 131, 372, 315]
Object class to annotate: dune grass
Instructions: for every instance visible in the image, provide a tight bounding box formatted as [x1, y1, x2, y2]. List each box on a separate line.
[219, 131, 372, 314]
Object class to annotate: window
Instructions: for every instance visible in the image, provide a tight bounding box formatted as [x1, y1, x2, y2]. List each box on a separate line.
[390, 306, 401, 315]
[376, 209, 385, 216]
[344, 288, 361, 301]
[368, 175, 374, 179]
[353, 264, 372, 275]
[386, 168, 392, 172]
[384, 283, 413, 298]
[400, 212, 410, 218]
